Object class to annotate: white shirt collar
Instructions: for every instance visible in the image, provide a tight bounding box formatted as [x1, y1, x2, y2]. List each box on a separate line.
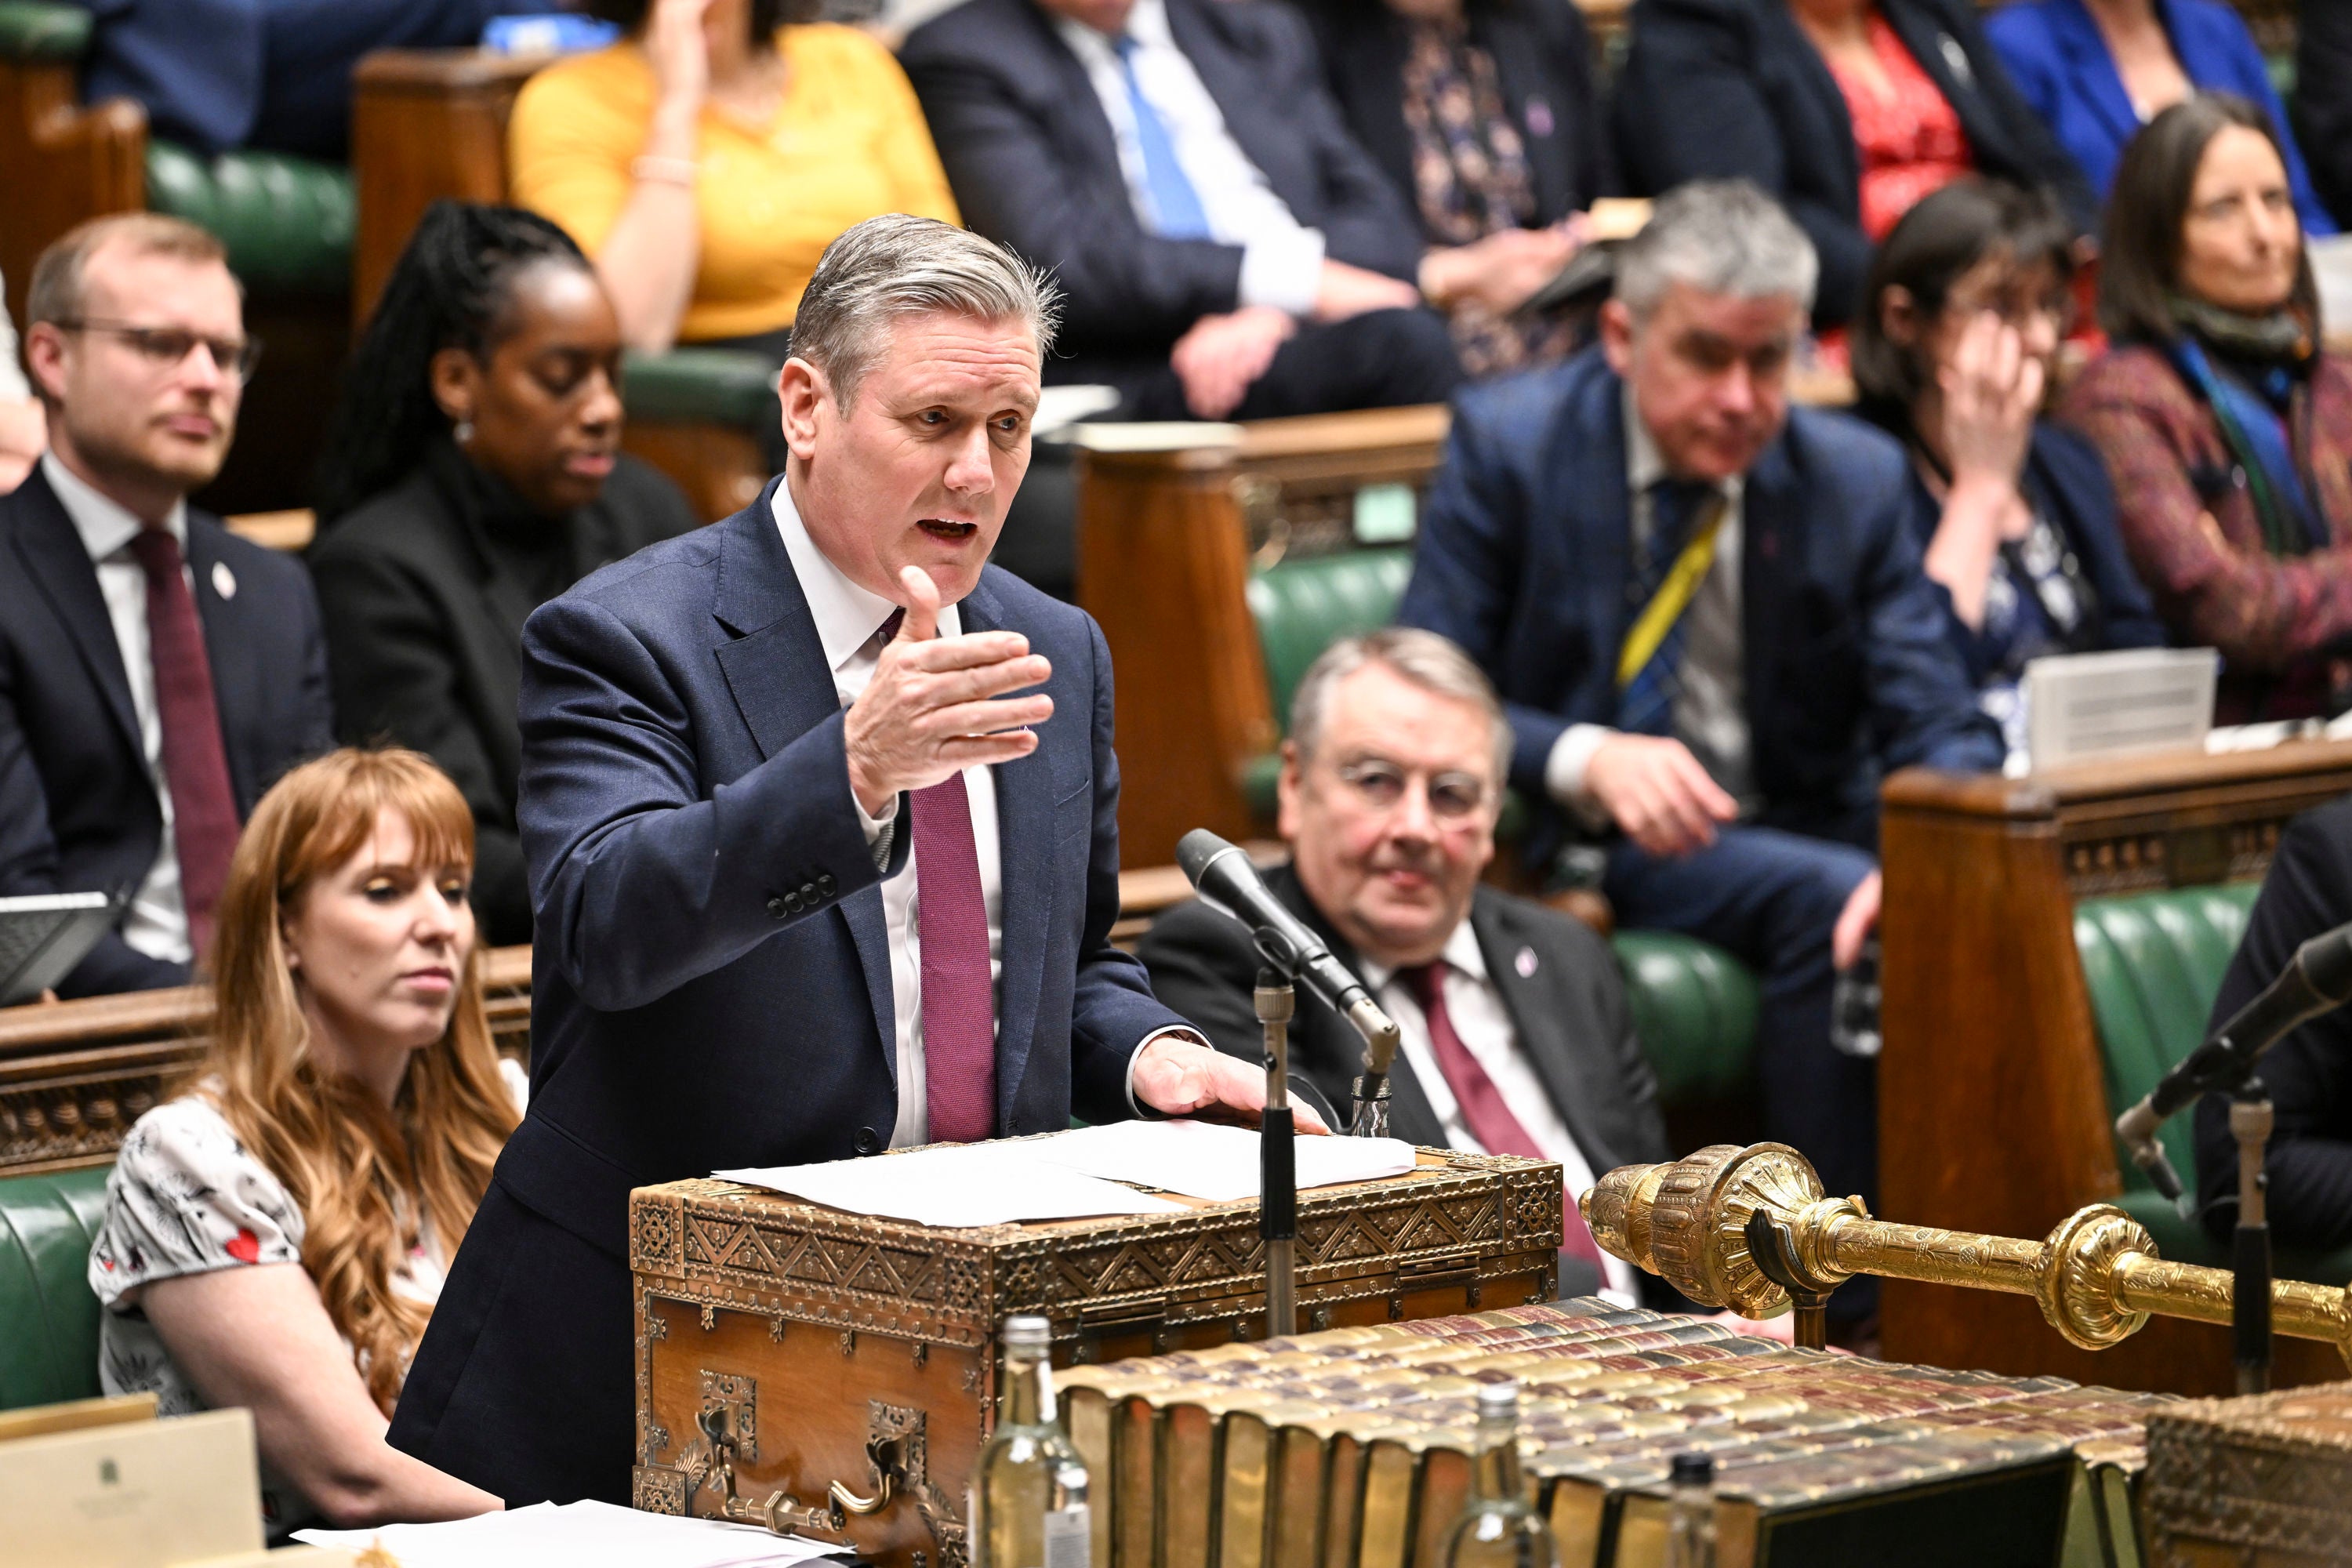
[1054, 0, 1171, 61]
[42, 451, 187, 564]
[771, 478, 960, 672]
[1360, 912, 1489, 993]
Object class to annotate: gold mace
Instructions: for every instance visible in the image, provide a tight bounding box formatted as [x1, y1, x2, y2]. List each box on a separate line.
[1581, 1142, 2352, 1366]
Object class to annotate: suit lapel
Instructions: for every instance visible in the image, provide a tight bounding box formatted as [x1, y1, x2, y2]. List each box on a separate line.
[959, 579, 1056, 1123]
[1577, 363, 1634, 719]
[9, 470, 142, 758]
[1269, 866, 1449, 1145]
[1740, 440, 1796, 774]
[2053, 0, 2146, 148]
[709, 486, 898, 1062]
[1025, 0, 1127, 194]
[1470, 893, 1613, 1172]
[182, 518, 263, 811]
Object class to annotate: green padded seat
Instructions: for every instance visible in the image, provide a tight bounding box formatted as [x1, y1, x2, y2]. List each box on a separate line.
[145, 141, 353, 297]
[621, 347, 784, 427]
[0, 1164, 112, 1411]
[0, 0, 88, 60]
[1612, 931, 1759, 1104]
[1247, 548, 1415, 727]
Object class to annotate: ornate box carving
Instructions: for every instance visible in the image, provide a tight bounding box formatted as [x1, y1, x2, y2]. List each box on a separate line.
[626, 1148, 1563, 1568]
[2143, 1385, 2352, 1566]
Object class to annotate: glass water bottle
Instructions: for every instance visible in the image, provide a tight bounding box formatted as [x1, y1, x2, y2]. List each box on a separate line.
[972, 1316, 1091, 1568]
[1439, 1381, 1559, 1568]
[1663, 1451, 1718, 1568]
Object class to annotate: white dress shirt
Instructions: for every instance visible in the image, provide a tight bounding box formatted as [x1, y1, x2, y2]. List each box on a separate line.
[42, 452, 194, 965]
[1361, 920, 1639, 1304]
[1051, 0, 1327, 316]
[1544, 388, 1756, 820]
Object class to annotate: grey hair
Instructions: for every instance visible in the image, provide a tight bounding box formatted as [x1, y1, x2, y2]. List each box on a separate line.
[1614, 180, 1819, 321]
[1289, 628, 1512, 786]
[787, 214, 1062, 405]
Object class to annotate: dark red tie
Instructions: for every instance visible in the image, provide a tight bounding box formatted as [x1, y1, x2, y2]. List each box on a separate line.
[127, 528, 239, 960]
[1403, 963, 1610, 1279]
[873, 608, 997, 1142]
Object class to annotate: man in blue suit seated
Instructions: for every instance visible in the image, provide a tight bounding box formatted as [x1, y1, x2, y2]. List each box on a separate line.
[1397, 181, 2003, 1231]
[389, 215, 1282, 1508]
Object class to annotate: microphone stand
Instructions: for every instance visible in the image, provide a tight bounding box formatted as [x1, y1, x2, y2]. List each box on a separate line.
[1255, 967, 1298, 1340]
[2230, 1079, 2274, 1394]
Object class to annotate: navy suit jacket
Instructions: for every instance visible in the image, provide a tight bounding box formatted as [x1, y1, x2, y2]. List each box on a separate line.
[496, 481, 1183, 1263]
[1986, 0, 2336, 234]
[1396, 348, 2003, 859]
[899, 0, 1423, 367]
[0, 464, 332, 995]
[1612, 0, 2095, 327]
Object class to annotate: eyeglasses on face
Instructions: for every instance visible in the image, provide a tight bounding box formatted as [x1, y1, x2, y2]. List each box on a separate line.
[53, 319, 263, 382]
[1334, 757, 1493, 822]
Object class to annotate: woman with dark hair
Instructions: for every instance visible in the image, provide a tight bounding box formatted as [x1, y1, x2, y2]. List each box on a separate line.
[1294, 0, 1609, 376]
[1613, 0, 2096, 329]
[307, 203, 696, 946]
[508, 0, 958, 356]
[2063, 93, 2352, 723]
[1852, 178, 2162, 760]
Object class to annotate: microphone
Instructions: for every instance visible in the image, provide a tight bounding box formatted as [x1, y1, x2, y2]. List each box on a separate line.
[1177, 831, 1404, 1125]
[2114, 919, 2352, 1203]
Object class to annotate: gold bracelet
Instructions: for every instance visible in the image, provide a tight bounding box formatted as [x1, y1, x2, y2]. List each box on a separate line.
[630, 154, 700, 187]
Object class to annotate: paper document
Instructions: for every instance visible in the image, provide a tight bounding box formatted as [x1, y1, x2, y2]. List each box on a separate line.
[294, 1499, 840, 1568]
[717, 1140, 1189, 1227]
[1029, 1119, 1418, 1203]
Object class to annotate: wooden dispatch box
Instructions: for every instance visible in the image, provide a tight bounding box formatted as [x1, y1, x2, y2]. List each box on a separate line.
[626, 1147, 1565, 1568]
[2141, 1384, 2352, 1565]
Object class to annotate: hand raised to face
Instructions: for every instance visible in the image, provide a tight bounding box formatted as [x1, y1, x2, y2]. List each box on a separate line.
[842, 565, 1054, 817]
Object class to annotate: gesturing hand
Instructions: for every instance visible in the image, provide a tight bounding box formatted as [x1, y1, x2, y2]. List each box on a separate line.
[843, 566, 1054, 817]
[1584, 734, 1738, 858]
[1940, 311, 2042, 497]
[1131, 1036, 1332, 1133]
[647, 0, 714, 112]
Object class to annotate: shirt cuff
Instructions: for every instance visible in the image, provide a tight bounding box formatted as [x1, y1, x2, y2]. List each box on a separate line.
[1545, 724, 1621, 833]
[1124, 1026, 1210, 1117]
[1236, 227, 1327, 317]
[855, 787, 899, 870]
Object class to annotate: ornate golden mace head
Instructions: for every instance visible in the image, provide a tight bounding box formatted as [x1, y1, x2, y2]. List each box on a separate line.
[1581, 1143, 2352, 1366]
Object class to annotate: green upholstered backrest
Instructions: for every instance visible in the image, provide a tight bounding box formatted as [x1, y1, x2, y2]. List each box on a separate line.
[2074, 882, 2262, 1196]
[145, 142, 354, 297]
[0, 1164, 111, 1411]
[1246, 548, 1414, 732]
[1612, 931, 1759, 1103]
[0, 0, 88, 60]
[621, 348, 786, 427]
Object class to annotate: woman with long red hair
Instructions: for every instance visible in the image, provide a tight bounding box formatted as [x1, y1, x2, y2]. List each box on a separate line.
[87, 748, 514, 1535]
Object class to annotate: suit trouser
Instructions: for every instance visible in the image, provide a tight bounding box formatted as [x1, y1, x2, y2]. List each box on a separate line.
[388, 1180, 637, 1506]
[1094, 306, 1465, 423]
[1603, 824, 1878, 1310]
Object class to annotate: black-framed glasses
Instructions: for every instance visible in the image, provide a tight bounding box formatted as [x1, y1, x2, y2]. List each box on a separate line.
[53, 319, 263, 382]
[1334, 757, 1492, 822]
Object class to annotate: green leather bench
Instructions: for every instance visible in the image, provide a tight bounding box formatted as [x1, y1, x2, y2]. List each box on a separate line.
[2078, 884, 2352, 1284]
[0, 1165, 111, 1411]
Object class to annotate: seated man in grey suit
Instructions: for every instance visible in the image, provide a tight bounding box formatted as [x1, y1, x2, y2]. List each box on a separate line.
[1139, 628, 1669, 1301]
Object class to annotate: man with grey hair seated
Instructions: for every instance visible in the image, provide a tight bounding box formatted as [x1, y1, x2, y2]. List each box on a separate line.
[1140, 627, 1671, 1304]
[1397, 182, 2001, 1267]
[389, 214, 1281, 1507]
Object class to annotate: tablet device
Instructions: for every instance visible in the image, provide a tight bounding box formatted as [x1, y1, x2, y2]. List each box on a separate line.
[0, 892, 120, 1006]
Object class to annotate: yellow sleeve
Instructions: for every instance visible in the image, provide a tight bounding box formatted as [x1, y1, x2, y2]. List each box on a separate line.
[867, 38, 960, 224]
[506, 52, 648, 259]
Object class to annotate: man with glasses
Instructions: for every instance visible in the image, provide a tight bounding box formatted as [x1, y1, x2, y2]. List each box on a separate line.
[0, 214, 331, 996]
[1140, 627, 1670, 1302]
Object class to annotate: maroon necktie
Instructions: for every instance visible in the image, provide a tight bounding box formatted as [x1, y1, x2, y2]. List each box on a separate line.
[1402, 963, 1610, 1278]
[127, 528, 239, 960]
[875, 607, 998, 1142]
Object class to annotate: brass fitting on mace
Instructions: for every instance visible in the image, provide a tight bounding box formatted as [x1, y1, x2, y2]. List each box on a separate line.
[1581, 1142, 2352, 1368]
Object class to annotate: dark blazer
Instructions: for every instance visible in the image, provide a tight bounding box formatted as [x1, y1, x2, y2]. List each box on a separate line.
[2298, 0, 2352, 232]
[899, 0, 1424, 365]
[1396, 347, 2004, 861]
[2195, 793, 2352, 1248]
[1294, 0, 1616, 236]
[0, 464, 332, 996]
[1612, 0, 2096, 327]
[1986, 0, 2336, 234]
[390, 480, 1185, 1505]
[1139, 862, 1669, 1171]
[305, 445, 698, 947]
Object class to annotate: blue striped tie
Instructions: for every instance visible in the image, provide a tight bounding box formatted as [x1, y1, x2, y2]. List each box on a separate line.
[1113, 34, 1212, 241]
[1618, 479, 1714, 737]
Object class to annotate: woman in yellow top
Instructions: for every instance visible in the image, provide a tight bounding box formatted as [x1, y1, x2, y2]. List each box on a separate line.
[510, 0, 959, 354]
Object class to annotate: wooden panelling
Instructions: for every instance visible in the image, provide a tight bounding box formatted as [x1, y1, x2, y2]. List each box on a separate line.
[0, 51, 143, 332]
[619, 419, 771, 524]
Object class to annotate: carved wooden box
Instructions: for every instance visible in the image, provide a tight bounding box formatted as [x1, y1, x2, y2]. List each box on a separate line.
[2143, 1385, 2352, 1566]
[626, 1149, 1563, 1568]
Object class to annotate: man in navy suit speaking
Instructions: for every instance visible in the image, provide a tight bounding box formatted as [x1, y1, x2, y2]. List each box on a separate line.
[391, 215, 1281, 1507]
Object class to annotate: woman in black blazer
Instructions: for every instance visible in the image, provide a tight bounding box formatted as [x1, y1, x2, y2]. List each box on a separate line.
[307, 203, 698, 946]
[1614, 0, 2094, 328]
[1296, 0, 1615, 374]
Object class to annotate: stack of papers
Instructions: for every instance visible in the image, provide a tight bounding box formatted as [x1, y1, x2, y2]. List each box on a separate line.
[295, 1500, 840, 1567]
[717, 1120, 1419, 1227]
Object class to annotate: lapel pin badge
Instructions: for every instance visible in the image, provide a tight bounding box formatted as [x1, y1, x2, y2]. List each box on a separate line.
[212, 561, 237, 601]
[1515, 946, 1537, 978]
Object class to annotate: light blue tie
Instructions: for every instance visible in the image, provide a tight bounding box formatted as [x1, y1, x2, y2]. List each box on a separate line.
[1112, 34, 1212, 241]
